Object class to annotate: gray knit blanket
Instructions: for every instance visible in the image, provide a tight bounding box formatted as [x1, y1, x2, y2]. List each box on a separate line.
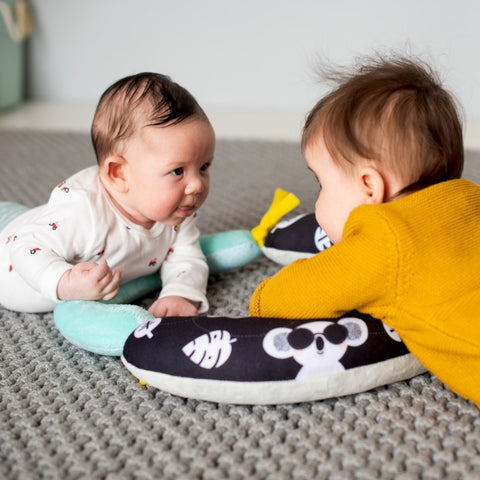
[0, 131, 479, 479]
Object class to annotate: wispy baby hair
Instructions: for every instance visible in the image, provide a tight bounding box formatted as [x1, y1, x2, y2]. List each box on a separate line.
[91, 72, 207, 163]
[302, 54, 464, 196]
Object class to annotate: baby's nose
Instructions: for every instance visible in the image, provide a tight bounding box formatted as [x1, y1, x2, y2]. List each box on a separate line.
[185, 175, 205, 195]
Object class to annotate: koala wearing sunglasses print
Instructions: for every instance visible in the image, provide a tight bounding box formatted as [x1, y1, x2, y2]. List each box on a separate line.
[263, 318, 368, 379]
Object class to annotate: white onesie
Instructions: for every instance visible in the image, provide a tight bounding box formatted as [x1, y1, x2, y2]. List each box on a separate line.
[0, 166, 209, 313]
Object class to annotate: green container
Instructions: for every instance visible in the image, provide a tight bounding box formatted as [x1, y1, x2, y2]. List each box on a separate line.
[0, 0, 27, 110]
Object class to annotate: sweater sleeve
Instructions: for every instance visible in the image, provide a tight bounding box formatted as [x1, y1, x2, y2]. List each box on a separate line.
[159, 216, 209, 313]
[249, 206, 396, 319]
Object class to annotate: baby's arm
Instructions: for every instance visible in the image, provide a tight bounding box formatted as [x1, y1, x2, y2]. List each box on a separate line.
[249, 223, 392, 319]
[57, 259, 122, 301]
[7, 190, 115, 304]
[157, 216, 209, 315]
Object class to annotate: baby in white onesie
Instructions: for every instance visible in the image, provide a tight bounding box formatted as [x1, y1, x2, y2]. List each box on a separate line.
[0, 72, 215, 316]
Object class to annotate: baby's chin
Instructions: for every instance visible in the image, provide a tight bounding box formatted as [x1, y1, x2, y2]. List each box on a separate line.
[158, 207, 200, 227]
[161, 215, 188, 228]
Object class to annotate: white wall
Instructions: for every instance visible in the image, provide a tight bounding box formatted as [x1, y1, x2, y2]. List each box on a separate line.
[26, 0, 480, 137]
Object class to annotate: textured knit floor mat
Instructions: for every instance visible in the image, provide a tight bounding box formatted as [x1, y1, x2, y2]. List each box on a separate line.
[0, 130, 479, 479]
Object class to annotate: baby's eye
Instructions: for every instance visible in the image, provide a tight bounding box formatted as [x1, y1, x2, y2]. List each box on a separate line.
[171, 167, 184, 176]
[200, 162, 211, 172]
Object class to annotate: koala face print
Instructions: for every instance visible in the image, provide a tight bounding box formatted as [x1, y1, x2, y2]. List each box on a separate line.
[286, 322, 350, 366]
[263, 317, 369, 379]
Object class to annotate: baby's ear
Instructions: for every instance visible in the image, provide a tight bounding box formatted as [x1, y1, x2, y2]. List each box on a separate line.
[359, 166, 385, 204]
[101, 155, 128, 193]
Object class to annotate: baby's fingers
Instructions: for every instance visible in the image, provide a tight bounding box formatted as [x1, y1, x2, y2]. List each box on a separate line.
[147, 298, 168, 317]
[95, 259, 113, 278]
[99, 268, 122, 300]
[93, 260, 117, 285]
[101, 286, 120, 301]
[109, 267, 122, 289]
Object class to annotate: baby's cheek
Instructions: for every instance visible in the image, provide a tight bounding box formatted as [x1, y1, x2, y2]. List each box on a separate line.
[314, 199, 324, 226]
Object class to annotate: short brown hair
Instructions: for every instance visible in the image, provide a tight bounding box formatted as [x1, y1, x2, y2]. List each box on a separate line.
[91, 72, 208, 163]
[302, 55, 464, 196]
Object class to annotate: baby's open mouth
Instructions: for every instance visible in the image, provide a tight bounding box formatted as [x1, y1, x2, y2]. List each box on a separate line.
[177, 205, 196, 217]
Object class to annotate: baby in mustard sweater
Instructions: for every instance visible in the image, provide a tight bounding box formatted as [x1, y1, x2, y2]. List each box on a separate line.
[250, 55, 480, 407]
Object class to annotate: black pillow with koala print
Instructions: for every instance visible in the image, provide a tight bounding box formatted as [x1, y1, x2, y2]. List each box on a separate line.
[121, 312, 426, 404]
[265, 213, 332, 253]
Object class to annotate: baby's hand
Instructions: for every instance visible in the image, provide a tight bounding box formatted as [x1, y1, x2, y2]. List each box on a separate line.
[148, 296, 200, 318]
[57, 259, 122, 301]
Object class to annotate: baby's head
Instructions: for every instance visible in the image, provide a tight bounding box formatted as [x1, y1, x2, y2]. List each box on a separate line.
[301, 55, 464, 243]
[91, 72, 210, 164]
[91, 73, 215, 229]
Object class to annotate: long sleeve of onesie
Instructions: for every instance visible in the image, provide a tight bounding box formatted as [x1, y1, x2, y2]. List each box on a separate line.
[159, 215, 209, 313]
[5, 194, 101, 304]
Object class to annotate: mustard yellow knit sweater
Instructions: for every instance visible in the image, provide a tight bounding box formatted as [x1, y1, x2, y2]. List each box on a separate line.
[250, 179, 480, 407]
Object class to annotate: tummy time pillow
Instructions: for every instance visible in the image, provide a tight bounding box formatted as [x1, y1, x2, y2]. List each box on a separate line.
[121, 312, 426, 405]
